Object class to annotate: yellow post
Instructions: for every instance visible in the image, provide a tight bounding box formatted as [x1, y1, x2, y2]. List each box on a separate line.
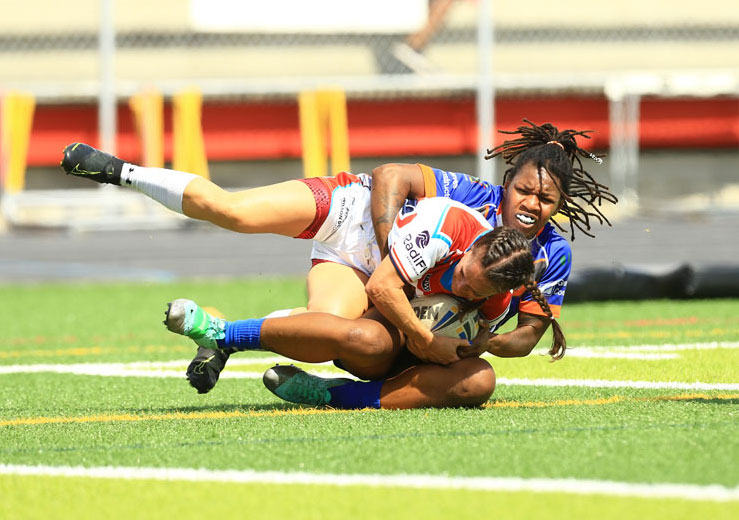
[324, 89, 350, 174]
[298, 90, 327, 178]
[172, 87, 209, 179]
[129, 89, 164, 168]
[1, 91, 35, 194]
[299, 88, 350, 177]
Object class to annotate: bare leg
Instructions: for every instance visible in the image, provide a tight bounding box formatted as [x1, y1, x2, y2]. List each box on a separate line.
[260, 308, 401, 380]
[379, 357, 496, 409]
[182, 177, 317, 236]
[306, 262, 370, 318]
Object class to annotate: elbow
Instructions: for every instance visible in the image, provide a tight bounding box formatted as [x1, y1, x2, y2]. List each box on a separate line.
[371, 163, 396, 177]
[365, 276, 391, 306]
[365, 278, 382, 304]
[371, 163, 401, 185]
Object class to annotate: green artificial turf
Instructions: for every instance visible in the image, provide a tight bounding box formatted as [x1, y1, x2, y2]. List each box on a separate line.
[0, 279, 737, 519]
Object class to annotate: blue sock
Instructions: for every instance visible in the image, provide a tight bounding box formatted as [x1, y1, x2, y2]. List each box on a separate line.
[216, 318, 265, 351]
[328, 380, 383, 409]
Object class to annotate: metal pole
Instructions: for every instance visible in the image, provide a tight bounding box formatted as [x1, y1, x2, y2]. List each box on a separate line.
[476, 0, 494, 182]
[99, 0, 116, 154]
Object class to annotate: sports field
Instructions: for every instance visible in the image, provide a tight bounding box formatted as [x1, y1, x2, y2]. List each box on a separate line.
[1, 279, 737, 519]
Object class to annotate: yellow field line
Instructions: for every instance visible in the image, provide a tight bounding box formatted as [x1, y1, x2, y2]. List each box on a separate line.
[2, 393, 736, 428]
[0, 407, 367, 427]
[484, 393, 739, 409]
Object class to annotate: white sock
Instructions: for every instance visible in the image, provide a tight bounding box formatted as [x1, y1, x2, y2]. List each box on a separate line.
[120, 163, 198, 214]
[263, 308, 294, 319]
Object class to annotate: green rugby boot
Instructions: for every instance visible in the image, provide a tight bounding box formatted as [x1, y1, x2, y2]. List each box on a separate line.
[60, 142, 124, 185]
[263, 365, 353, 407]
[185, 345, 236, 394]
[164, 299, 225, 349]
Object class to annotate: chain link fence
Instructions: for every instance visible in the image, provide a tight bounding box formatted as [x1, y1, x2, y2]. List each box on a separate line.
[2, 0, 738, 100]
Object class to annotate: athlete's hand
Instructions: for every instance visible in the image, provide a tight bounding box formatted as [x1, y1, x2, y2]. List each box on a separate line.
[457, 319, 494, 358]
[406, 333, 464, 365]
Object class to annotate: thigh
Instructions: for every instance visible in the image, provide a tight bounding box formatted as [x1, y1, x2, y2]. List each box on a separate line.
[186, 178, 317, 236]
[306, 262, 369, 319]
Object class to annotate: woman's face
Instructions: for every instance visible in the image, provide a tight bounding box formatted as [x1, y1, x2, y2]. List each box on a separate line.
[500, 162, 563, 239]
[451, 246, 505, 301]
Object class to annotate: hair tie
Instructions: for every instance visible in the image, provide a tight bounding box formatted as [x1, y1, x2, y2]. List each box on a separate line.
[587, 151, 604, 165]
[547, 140, 565, 151]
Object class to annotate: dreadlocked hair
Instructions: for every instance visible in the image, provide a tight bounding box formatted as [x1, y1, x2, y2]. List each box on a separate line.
[523, 280, 567, 361]
[486, 118, 618, 240]
[474, 226, 534, 290]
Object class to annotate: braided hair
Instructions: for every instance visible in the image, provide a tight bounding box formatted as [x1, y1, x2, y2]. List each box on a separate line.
[524, 280, 566, 361]
[474, 226, 567, 361]
[486, 118, 618, 240]
[475, 226, 534, 290]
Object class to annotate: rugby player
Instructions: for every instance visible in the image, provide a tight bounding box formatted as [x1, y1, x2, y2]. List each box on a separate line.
[164, 198, 558, 409]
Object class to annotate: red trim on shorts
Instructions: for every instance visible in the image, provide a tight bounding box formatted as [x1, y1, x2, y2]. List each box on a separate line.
[295, 177, 333, 239]
[311, 258, 335, 268]
[295, 172, 364, 239]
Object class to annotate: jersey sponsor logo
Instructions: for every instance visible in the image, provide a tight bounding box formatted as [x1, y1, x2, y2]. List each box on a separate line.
[415, 230, 430, 248]
[440, 171, 460, 197]
[402, 233, 427, 273]
[421, 274, 432, 292]
[540, 279, 567, 297]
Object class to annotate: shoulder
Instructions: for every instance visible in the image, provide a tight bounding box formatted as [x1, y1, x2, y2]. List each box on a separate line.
[535, 223, 571, 256]
[532, 223, 572, 278]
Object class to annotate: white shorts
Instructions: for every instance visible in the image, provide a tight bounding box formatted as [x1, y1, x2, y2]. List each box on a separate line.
[301, 172, 381, 277]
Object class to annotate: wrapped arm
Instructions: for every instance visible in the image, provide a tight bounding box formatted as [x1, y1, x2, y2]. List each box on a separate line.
[370, 163, 426, 257]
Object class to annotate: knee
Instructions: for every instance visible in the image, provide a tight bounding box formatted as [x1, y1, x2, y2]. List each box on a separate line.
[449, 358, 496, 406]
[342, 322, 392, 358]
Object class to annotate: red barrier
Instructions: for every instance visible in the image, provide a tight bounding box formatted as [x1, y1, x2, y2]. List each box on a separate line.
[25, 96, 739, 167]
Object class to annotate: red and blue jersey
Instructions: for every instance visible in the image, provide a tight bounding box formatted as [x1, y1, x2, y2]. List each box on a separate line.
[387, 198, 512, 327]
[417, 164, 572, 325]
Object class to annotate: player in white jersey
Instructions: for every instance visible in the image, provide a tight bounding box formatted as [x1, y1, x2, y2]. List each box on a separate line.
[164, 201, 544, 409]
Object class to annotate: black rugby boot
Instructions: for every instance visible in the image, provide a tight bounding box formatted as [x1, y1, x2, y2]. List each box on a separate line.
[185, 345, 235, 394]
[60, 142, 124, 185]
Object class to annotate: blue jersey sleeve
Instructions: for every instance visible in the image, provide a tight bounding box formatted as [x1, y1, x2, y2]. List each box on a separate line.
[518, 232, 571, 318]
[418, 164, 502, 212]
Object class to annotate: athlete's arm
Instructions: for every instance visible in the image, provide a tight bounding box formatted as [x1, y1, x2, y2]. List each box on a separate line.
[370, 163, 426, 258]
[459, 312, 550, 358]
[365, 257, 464, 365]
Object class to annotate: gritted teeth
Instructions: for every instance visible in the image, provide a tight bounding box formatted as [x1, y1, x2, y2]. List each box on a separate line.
[516, 214, 536, 225]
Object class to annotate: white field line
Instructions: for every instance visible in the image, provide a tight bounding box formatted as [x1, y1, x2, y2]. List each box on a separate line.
[1, 341, 736, 389]
[0, 464, 736, 502]
[563, 352, 678, 360]
[572, 341, 739, 353]
[1, 361, 737, 390]
[498, 378, 739, 391]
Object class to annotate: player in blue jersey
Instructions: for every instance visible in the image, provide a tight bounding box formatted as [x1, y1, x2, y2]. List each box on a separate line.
[60, 119, 614, 393]
[370, 120, 616, 361]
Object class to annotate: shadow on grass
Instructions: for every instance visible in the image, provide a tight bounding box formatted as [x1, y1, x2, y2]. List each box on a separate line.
[120, 401, 307, 415]
[673, 397, 739, 405]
